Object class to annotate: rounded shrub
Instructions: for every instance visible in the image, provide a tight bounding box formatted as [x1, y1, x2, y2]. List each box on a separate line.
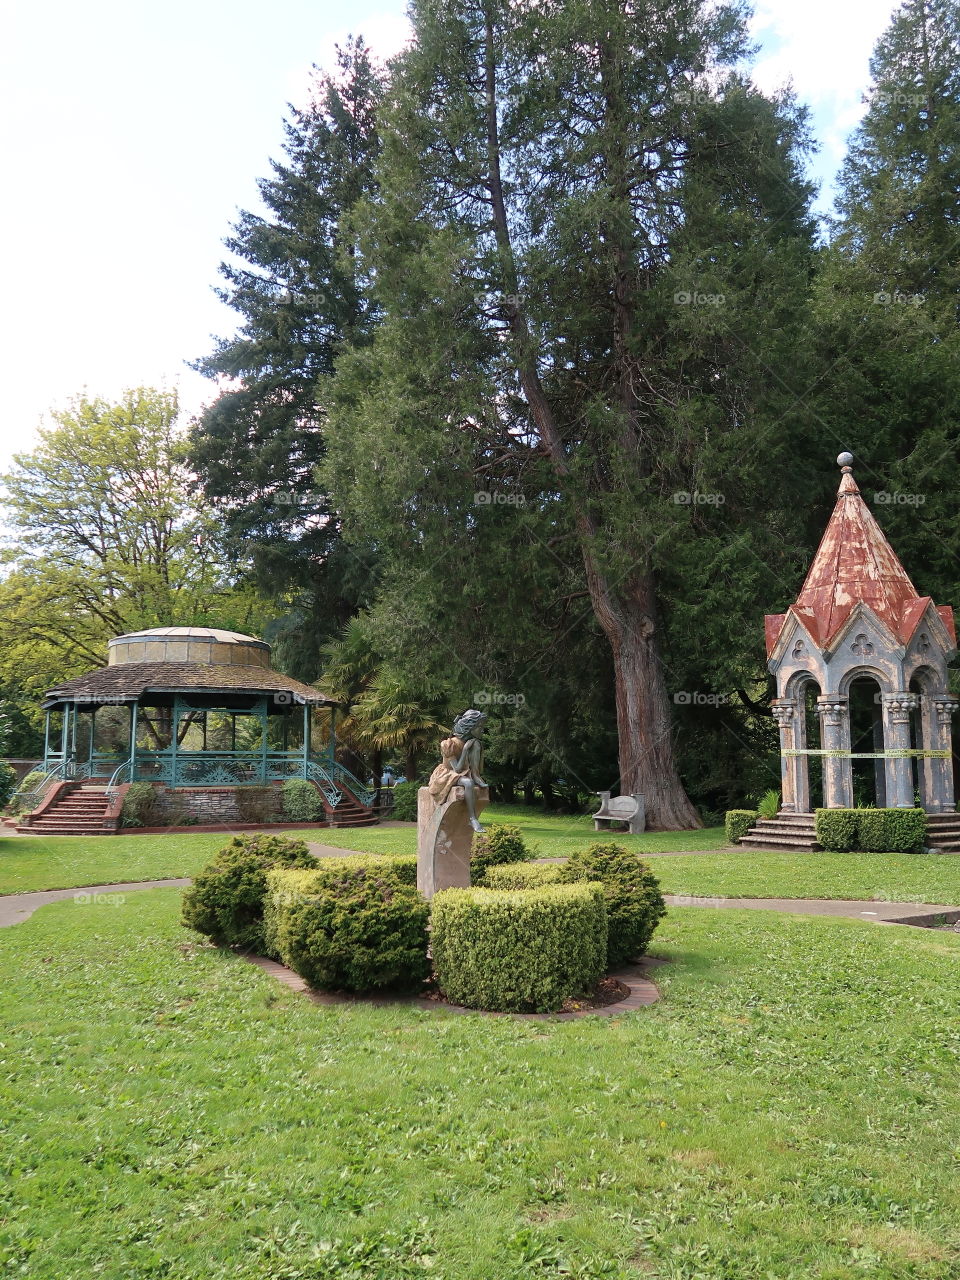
[282, 778, 326, 822]
[470, 823, 533, 884]
[431, 883, 607, 1013]
[181, 833, 316, 952]
[725, 810, 758, 844]
[121, 781, 160, 828]
[390, 781, 419, 822]
[0, 761, 17, 810]
[556, 842, 666, 966]
[270, 866, 430, 993]
[6, 769, 43, 815]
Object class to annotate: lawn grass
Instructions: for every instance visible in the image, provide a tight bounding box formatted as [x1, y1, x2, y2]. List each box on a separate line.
[2, 889, 959, 1278]
[0, 806, 725, 895]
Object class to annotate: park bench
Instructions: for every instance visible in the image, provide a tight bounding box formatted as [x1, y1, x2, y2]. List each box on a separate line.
[592, 791, 645, 835]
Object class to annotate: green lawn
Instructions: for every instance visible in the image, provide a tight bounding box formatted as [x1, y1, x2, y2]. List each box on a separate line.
[0, 807, 725, 896]
[2, 888, 959, 1278]
[3, 808, 960, 906]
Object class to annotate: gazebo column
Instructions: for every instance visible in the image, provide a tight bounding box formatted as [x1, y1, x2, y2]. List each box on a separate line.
[882, 692, 919, 809]
[43, 710, 51, 769]
[302, 701, 311, 778]
[871, 696, 887, 806]
[772, 699, 807, 813]
[130, 703, 139, 776]
[928, 696, 959, 813]
[817, 697, 853, 808]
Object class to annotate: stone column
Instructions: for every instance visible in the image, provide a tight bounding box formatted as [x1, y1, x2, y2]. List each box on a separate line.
[816, 697, 852, 808]
[881, 692, 919, 809]
[928, 696, 959, 813]
[772, 699, 806, 813]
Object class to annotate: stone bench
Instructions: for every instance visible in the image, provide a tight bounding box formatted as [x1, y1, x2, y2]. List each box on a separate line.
[593, 791, 645, 835]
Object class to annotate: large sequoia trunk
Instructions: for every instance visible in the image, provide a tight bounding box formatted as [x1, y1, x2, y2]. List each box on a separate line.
[585, 563, 702, 829]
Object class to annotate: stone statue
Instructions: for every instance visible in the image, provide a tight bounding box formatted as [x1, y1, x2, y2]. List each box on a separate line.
[417, 709, 490, 899]
[426, 709, 488, 832]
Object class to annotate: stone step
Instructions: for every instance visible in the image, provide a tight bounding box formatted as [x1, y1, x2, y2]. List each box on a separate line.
[738, 834, 820, 850]
[753, 819, 817, 833]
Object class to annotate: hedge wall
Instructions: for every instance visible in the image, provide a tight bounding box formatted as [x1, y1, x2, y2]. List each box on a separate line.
[430, 883, 607, 1013]
[815, 808, 927, 854]
[725, 810, 758, 844]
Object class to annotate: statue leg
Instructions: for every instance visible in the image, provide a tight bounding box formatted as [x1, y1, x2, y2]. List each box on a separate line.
[460, 778, 485, 833]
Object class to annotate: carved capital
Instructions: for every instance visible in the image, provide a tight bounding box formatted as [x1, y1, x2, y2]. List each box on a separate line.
[932, 696, 960, 726]
[771, 701, 796, 728]
[816, 696, 848, 726]
[882, 692, 919, 722]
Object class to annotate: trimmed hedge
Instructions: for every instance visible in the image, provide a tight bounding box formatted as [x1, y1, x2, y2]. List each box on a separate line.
[814, 808, 859, 853]
[7, 770, 45, 815]
[390, 781, 419, 822]
[483, 862, 566, 890]
[556, 842, 666, 965]
[266, 864, 430, 993]
[282, 778, 326, 823]
[263, 855, 417, 956]
[181, 833, 316, 952]
[471, 823, 533, 883]
[815, 808, 927, 854]
[431, 883, 607, 1013]
[856, 808, 926, 854]
[725, 810, 758, 844]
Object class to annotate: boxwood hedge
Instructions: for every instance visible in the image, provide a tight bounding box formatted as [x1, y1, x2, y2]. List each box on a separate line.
[430, 883, 607, 1013]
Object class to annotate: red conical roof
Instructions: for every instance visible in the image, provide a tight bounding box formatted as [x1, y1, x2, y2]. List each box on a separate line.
[765, 455, 955, 656]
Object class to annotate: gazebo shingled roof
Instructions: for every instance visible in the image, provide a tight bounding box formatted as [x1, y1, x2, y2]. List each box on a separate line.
[42, 661, 336, 709]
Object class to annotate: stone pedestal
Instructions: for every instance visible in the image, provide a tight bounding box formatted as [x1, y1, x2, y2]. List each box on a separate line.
[417, 784, 489, 900]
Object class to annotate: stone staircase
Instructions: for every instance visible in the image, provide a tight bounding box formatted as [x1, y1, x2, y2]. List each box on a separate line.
[924, 814, 960, 854]
[323, 786, 379, 828]
[737, 812, 820, 852]
[19, 783, 111, 835]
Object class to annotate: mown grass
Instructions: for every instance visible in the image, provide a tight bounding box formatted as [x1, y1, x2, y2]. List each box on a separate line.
[2, 889, 959, 1279]
[0, 807, 726, 895]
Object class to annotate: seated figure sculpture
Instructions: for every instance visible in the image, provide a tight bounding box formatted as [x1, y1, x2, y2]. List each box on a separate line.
[427, 709, 488, 832]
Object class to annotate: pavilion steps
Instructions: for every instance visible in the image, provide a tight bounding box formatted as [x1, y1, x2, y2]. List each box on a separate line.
[737, 813, 820, 852]
[326, 794, 379, 827]
[923, 814, 960, 854]
[18, 783, 111, 834]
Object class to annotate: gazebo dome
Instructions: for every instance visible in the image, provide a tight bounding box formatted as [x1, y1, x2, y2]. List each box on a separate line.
[108, 627, 272, 670]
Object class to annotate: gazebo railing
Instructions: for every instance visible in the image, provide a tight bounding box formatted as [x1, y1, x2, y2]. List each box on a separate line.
[328, 761, 376, 808]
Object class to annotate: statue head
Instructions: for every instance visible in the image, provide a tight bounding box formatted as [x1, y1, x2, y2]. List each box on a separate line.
[452, 709, 487, 740]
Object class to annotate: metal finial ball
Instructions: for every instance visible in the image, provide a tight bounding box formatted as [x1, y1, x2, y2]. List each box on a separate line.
[837, 451, 854, 468]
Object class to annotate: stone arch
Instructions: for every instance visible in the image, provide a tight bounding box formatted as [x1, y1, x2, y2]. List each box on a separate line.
[837, 665, 894, 699]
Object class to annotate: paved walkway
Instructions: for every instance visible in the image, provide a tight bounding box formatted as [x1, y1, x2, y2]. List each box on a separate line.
[0, 879, 191, 928]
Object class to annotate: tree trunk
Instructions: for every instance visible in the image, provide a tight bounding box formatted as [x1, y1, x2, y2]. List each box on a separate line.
[585, 563, 702, 831]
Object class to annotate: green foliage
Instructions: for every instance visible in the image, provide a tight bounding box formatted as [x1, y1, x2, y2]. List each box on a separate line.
[725, 810, 759, 844]
[281, 779, 326, 823]
[180, 833, 315, 952]
[757, 790, 780, 820]
[188, 40, 385, 677]
[815, 809, 860, 853]
[390, 780, 419, 822]
[470, 824, 533, 884]
[266, 865, 430, 993]
[6, 770, 46, 815]
[482, 863, 566, 890]
[0, 761, 19, 810]
[121, 781, 160, 829]
[556, 842, 666, 966]
[815, 808, 927, 854]
[856, 808, 927, 855]
[430, 884, 607, 1013]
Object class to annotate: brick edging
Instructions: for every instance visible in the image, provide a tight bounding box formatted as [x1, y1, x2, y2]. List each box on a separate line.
[241, 952, 661, 1019]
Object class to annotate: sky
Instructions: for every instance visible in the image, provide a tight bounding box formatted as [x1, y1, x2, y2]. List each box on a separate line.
[0, 0, 903, 473]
